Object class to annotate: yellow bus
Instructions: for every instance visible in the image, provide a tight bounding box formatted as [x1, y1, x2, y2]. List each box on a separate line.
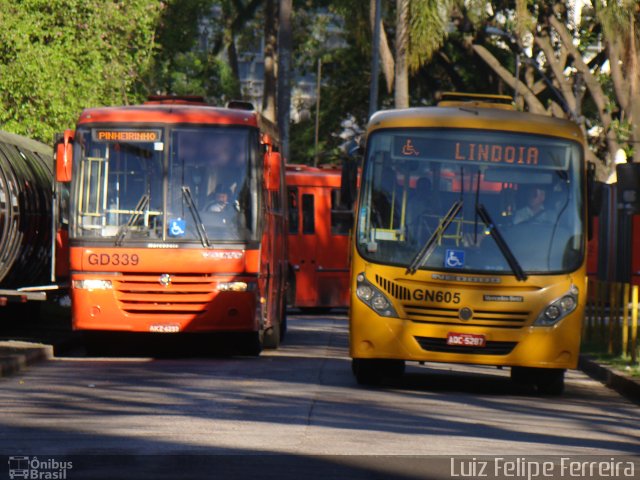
[349, 94, 587, 394]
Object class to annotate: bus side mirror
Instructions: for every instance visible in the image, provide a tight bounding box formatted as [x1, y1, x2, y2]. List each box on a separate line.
[616, 162, 640, 214]
[340, 156, 358, 210]
[265, 151, 282, 192]
[346, 135, 365, 157]
[55, 129, 74, 183]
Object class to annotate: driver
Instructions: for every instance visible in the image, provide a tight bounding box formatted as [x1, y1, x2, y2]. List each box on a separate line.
[202, 134, 245, 212]
[513, 185, 548, 225]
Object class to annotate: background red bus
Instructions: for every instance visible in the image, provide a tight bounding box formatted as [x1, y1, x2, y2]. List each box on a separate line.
[286, 164, 352, 311]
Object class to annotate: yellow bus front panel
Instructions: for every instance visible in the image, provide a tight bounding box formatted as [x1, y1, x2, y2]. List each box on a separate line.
[349, 258, 585, 370]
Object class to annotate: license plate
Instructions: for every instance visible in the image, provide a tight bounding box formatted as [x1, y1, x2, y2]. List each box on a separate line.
[149, 324, 180, 333]
[446, 332, 486, 347]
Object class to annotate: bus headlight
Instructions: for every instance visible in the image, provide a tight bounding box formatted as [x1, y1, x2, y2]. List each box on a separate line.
[217, 281, 253, 292]
[72, 279, 113, 290]
[355, 272, 398, 318]
[534, 286, 578, 326]
[371, 295, 389, 311]
[356, 285, 374, 301]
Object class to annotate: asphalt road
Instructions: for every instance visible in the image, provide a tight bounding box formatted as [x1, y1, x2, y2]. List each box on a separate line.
[1, 312, 639, 479]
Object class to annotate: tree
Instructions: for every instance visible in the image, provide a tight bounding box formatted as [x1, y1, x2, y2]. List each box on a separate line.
[147, 0, 238, 101]
[0, 0, 163, 142]
[599, 0, 640, 163]
[278, 0, 293, 160]
[395, 0, 410, 108]
[465, 0, 639, 177]
[262, 0, 278, 122]
[394, 0, 456, 108]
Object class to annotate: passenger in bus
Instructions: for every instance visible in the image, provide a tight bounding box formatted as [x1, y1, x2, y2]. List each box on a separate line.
[513, 185, 550, 225]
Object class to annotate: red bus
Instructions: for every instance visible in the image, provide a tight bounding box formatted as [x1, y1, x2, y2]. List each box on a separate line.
[55, 96, 288, 353]
[286, 164, 352, 310]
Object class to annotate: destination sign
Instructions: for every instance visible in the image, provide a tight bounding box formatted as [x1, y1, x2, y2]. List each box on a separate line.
[393, 135, 570, 169]
[92, 129, 162, 143]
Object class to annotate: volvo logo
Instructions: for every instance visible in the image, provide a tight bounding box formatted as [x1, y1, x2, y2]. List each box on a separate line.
[459, 307, 473, 321]
[159, 274, 172, 287]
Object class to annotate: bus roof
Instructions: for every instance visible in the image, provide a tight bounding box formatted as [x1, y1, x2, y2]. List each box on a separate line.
[78, 104, 262, 129]
[285, 164, 342, 187]
[367, 106, 584, 142]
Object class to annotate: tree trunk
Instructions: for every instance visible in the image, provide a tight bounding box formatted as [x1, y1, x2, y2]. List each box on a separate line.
[534, 33, 577, 115]
[472, 44, 546, 114]
[262, 0, 277, 122]
[369, 0, 394, 93]
[627, 14, 640, 163]
[277, 0, 292, 160]
[395, 0, 409, 108]
[548, 15, 619, 164]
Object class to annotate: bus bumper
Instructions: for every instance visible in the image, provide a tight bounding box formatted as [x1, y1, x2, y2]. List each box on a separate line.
[71, 275, 260, 333]
[349, 302, 583, 370]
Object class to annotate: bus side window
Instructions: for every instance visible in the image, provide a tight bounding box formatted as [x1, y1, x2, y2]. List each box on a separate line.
[288, 187, 299, 234]
[331, 188, 352, 235]
[302, 193, 315, 234]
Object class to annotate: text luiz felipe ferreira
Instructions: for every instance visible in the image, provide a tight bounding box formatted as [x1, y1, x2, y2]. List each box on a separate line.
[450, 457, 635, 480]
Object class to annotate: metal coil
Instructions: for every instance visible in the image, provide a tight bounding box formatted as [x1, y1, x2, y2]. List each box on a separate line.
[0, 130, 53, 288]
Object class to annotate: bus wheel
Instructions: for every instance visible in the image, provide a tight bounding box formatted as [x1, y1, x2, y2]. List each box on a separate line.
[262, 321, 281, 349]
[535, 369, 565, 396]
[236, 332, 262, 356]
[511, 367, 565, 396]
[352, 359, 405, 386]
[279, 306, 287, 342]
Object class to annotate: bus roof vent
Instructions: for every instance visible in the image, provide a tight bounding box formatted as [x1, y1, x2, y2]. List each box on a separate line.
[226, 100, 255, 111]
[437, 92, 515, 110]
[145, 94, 207, 105]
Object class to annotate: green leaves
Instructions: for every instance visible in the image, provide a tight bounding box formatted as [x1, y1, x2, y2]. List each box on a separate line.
[0, 0, 163, 143]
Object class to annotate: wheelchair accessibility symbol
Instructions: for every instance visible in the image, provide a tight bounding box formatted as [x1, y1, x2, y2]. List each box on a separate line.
[445, 249, 465, 268]
[169, 218, 186, 237]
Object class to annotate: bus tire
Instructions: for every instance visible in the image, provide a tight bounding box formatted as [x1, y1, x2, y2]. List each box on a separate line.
[237, 332, 262, 356]
[511, 367, 565, 396]
[262, 321, 281, 349]
[280, 305, 287, 342]
[82, 331, 108, 356]
[352, 358, 405, 386]
[535, 369, 565, 396]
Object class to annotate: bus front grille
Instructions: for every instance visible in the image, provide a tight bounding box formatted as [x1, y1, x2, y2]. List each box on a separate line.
[415, 336, 517, 355]
[113, 274, 217, 316]
[375, 275, 411, 301]
[403, 304, 529, 329]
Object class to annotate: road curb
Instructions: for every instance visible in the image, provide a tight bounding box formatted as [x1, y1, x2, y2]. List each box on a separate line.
[578, 355, 640, 404]
[0, 341, 53, 378]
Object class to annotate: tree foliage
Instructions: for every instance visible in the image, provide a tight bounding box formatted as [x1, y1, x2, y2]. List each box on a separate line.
[1, 0, 638, 172]
[0, 0, 163, 143]
[463, 0, 640, 176]
[146, 0, 239, 102]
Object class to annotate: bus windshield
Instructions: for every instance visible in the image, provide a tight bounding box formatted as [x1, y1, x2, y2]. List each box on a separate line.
[357, 128, 584, 275]
[70, 126, 260, 244]
[168, 127, 258, 243]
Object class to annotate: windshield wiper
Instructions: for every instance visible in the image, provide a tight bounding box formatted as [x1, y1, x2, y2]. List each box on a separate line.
[406, 200, 463, 275]
[475, 203, 527, 281]
[181, 186, 210, 248]
[115, 194, 149, 246]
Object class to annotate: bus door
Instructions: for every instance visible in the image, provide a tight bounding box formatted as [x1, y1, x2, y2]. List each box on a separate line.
[288, 185, 319, 306]
[314, 187, 351, 307]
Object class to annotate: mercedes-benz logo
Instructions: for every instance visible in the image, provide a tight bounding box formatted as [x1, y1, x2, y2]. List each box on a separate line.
[459, 307, 473, 321]
[159, 274, 172, 287]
